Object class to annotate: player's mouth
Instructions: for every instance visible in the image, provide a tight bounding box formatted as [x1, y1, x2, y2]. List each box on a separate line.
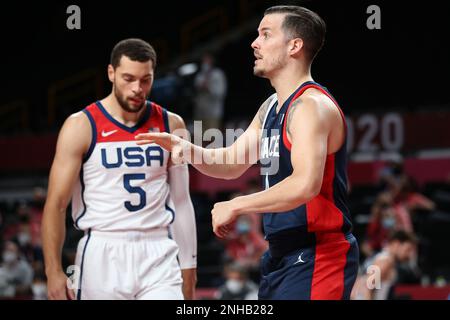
[129, 97, 143, 105]
[254, 53, 263, 64]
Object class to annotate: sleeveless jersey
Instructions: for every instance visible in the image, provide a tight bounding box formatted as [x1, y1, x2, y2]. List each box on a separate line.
[71, 101, 174, 232]
[260, 81, 353, 241]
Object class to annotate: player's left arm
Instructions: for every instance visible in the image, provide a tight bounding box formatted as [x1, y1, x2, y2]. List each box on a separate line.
[166, 111, 197, 300]
[212, 95, 336, 237]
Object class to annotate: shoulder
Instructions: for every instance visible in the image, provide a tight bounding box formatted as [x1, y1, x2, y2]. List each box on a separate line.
[285, 89, 343, 139]
[56, 111, 92, 153]
[292, 89, 332, 114]
[62, 111, 91, 133]
[260, 93, 277, 111]
[301, 88, 341, 118]
[167, 111, 187, 133]
[257, 93, 277, 125]
[288, 89, 339, 126]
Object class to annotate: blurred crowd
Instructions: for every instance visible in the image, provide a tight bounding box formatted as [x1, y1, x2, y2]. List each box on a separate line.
[352, 155, 449, 299]
[0, 188, 47, 299]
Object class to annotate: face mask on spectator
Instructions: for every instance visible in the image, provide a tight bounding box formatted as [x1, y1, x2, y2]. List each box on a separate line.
[18, 232, 31, 246]
[226, 279, 244, 294]
[32, 283, 47, 300]
[2, 251, 17, 264]
[382, 216, 396, 229]
[236, 220, 251, 235]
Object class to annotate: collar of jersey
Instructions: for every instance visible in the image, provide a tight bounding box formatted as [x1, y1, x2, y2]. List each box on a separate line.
[95, 101, 152, 133]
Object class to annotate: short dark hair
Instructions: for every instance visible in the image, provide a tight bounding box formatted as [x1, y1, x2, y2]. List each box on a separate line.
[264, 5, 326, 62]
[388, 230, 418, 244]
[110, 38, 157, 69]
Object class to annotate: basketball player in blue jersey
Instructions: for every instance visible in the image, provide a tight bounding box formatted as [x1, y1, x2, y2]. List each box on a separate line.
[136, 6, 359, 299]
[42, 39, 197, 300]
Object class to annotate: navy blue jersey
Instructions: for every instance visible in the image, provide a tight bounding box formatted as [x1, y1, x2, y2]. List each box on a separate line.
[258, 81, 358, 300]
[260, 81, 353, 241]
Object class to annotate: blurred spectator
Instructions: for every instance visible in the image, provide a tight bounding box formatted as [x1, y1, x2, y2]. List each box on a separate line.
[31, 274, 47, 300]
[0, 241, 34, 298]
[216, 262, 258, 300]
[362, 192, 397, 257]
[2, 202, 30, 240]
[29, 187, 46, 247]
[378, 154, 407, 193]
[193, 53, 227, 131]
[352, 230, 418, 300]
[391, 176, 435, 233]
[0, 208, 3, 234]
[151, 71, 180, 108]
[224, 214, 267, 273]
[393, 176, 435, 211]
[15, 216, 35, 262]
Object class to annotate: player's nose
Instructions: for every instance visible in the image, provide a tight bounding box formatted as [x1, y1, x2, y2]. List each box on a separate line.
[251, 37, 259, 50]
[132, 82, 143, 94]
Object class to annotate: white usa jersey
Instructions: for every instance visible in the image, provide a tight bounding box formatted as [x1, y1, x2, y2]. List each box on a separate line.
[71, 101, 174, 232]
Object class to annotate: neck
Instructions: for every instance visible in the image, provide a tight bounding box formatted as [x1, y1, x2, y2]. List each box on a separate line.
[269, 62, 313, 109]
[102, 93, 146, 125]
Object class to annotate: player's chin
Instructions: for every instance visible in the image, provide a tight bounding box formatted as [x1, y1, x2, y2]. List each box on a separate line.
[253, 67, 265, 78]
[126, 100, 145, 112]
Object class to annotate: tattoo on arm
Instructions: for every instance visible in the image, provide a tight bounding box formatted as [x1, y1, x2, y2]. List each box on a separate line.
[286, 98, 303, 137]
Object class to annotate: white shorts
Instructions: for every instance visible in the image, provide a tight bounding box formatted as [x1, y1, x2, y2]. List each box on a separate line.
[74, 228, 183, 300]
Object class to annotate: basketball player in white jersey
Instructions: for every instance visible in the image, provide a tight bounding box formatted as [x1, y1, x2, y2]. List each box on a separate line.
[351, 231, 417, 300]
[41, 39, 197, 300]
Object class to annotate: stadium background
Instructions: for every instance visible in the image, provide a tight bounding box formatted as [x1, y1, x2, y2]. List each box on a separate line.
[0, 0, 449, 299]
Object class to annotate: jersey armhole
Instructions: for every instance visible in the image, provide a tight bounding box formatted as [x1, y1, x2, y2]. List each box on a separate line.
[162, 108, 170, 133]
[81, 109, 97, 163]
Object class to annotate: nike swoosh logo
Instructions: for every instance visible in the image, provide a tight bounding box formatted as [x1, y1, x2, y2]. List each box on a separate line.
[101, 130, 118, 137]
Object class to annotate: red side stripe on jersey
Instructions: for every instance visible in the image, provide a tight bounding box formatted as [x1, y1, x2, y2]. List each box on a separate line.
[310, 233, 350, 299]
[282, 84, 347, 152]
[306, 154, 350, 299]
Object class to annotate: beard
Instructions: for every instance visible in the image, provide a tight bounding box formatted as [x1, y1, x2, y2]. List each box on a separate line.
[253, 55, 286, 78]
[114, 86, 146, 113]
[253, 65, 266, 78]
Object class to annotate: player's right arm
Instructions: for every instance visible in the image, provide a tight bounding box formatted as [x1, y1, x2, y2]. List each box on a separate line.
[135, 95, 275, 180]
[41, 112, 91, 300]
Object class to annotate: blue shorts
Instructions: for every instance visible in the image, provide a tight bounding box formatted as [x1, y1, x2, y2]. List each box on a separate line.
[258, 233, 359, 300]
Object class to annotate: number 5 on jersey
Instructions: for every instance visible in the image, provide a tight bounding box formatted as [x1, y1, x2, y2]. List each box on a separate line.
[123, 174, 146, 212]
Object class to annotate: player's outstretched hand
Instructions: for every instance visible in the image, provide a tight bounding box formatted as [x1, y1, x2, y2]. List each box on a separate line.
[135, 132, 180, 151]
[135, 132, 187, 164]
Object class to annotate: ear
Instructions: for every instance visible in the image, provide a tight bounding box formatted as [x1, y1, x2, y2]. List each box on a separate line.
[107, 64, 115, 83]
[288, 38, 304, 57]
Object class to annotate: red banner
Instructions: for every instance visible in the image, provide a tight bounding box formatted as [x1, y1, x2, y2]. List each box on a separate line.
[346, 111, 450, 153]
